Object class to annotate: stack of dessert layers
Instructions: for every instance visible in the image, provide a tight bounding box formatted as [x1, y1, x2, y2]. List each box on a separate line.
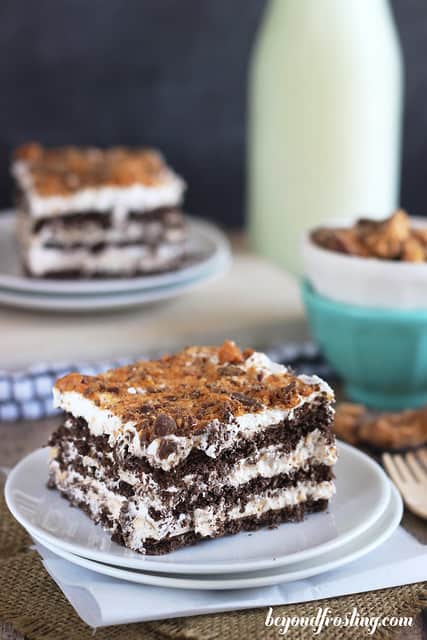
[12, 144, 187, 278]
[48, 341, 337, 555]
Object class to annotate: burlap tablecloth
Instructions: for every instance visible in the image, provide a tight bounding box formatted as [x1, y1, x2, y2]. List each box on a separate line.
[0, 475, 425, 640]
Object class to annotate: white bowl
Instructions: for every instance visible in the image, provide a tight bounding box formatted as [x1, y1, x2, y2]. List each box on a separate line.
[302, 217, 427, 310]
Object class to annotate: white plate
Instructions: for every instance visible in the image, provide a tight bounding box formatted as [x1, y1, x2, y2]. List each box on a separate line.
[5, 442, 390, 574]
[30, 482, 402, 590]
[0, 252, 230, 312]
[0, 210, 231, 295]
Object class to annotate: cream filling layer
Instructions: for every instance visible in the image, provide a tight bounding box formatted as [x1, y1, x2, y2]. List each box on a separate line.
[49, 460, 335, 548]
[217, 429, 336, 488]
[49, 460, 126, 525]
[25, 242, 186, 276]
[193, 481, 335, 538]
[60, 428, 337, 496]
[13, 160, 186, 218]
[129, 480, 335, 547]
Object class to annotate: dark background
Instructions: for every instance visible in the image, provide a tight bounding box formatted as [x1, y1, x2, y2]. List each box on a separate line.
[0, 0, 425, 227]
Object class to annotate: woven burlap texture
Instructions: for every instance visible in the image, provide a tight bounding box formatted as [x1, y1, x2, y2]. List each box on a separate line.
[0, 475, 425, 640]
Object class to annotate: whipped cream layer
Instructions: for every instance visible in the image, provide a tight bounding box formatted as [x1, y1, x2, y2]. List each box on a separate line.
[128, 480, 335, 547]
[221, 429, 336, 487]
[13, 160, 186, 219]
[48, 460, 335, 549]
[193, 481, 335, 539]
[25, 242, 187, 277]
[56, 428, 337, 500]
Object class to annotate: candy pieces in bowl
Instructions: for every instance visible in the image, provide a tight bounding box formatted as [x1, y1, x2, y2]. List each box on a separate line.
[302, 211, 427, 410]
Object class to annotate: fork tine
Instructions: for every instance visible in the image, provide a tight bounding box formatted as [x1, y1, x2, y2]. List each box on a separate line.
[384, 451, 427, 520]
[392, 454, 413, 483]
[417, 448, 427, 468]
[383, 454, 404, 489]
[405, 452, 427, 483]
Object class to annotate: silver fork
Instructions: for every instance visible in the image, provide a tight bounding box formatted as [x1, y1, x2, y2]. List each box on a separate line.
[382, 449, 427, 519]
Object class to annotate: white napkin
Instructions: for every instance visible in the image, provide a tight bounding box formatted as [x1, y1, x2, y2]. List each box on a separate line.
[35, 527, 426, 629]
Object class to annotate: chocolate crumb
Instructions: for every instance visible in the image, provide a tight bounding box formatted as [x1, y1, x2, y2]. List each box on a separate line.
[230, 392, 262, 410]
[218, 365, 244, 377]
[270, 381, 298, 405]
[138, 405, 153, 415]
[153, 414, 177, 436]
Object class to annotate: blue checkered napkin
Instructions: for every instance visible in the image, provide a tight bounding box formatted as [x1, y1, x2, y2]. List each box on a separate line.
[0, 342, 335, 422]
[0, 357, 136, 421]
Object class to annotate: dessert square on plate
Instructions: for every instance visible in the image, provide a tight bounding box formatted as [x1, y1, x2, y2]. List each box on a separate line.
[12, 143, 188, 278]
[48, 341, 337, 555]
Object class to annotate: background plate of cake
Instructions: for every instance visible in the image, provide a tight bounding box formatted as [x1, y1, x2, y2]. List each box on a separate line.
[0, 143, 231, 309]
[5, 342, 396, 583]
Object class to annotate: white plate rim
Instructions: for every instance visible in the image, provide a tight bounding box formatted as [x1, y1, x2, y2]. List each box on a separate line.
[0, 251, 231, 312]
[29, 483, 402, 590]
[5, 442, 391, 574]
[0, 210, 231, 294]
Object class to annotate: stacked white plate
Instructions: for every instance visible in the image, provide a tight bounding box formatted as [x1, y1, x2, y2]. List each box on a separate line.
[5, 441, 403, 590]
[0, 210, 231, 312]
